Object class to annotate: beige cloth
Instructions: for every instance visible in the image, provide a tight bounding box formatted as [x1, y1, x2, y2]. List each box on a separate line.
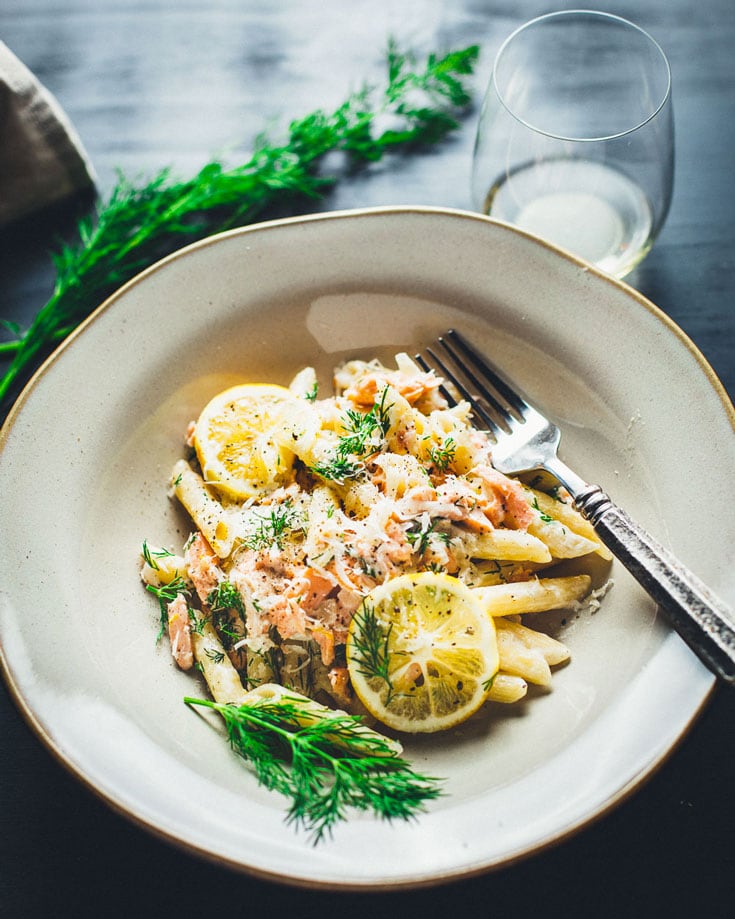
[0, 41, 96, 228]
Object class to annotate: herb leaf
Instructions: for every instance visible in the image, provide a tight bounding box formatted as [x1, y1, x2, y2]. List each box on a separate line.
[348, 602, 395, 701]
[145, 576, 190, 641]
[406, 517, 450, 557]
[141, 540, 175, 571]
[207, 579, 247, 617]
[310, 388, 393, 483]
[242, 501, 304, 551]
[428, 436, 457, 472]
[309, 456, 364, 485]
[0, 42, 478, 406]
[338, 387, 392, 458]
[185, 695, 441, 842]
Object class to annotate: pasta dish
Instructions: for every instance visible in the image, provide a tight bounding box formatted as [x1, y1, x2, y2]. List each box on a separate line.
[141, 352, 609, 735]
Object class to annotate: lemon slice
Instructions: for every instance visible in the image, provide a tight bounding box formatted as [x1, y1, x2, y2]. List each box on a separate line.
[346, 572, 499, 733]
[194, 383, 315, 500]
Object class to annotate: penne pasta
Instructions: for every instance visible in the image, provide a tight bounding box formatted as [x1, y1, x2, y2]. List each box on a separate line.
[171, 459, 235, 558]
[473, 575, 592, 617]
[460, 529, 552, 564]
[191, 618, 250, 705]
[525, 486, 613, 560]
[486, 672, 528, 704]
[495, 617, 571, 687]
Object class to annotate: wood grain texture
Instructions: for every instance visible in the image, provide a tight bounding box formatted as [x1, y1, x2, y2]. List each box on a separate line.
[1, 1, 733, 916]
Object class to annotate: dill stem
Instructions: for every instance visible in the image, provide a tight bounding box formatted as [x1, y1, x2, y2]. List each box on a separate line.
[185, 696, 296, 741]
[0, 286, 68, 402]
[0, 43, 479, 409]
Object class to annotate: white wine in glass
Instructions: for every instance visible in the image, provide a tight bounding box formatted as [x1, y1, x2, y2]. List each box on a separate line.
[472, 11, 674, 278]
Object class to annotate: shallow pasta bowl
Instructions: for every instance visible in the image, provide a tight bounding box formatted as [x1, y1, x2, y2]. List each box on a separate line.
[1, 206, 733, 889]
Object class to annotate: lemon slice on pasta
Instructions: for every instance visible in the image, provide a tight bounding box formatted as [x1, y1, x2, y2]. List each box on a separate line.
[194, 383, 314, 500]
[346, 572, 499, 733]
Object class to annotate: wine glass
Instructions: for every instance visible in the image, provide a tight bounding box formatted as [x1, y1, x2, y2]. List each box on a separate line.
[471, 11, 674, 278]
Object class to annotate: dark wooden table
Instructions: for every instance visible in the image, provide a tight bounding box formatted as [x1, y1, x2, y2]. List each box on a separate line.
[1, 2, 733, 916]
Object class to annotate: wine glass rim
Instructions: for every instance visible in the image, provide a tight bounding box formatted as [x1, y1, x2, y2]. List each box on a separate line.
[492, 10, 672, 143]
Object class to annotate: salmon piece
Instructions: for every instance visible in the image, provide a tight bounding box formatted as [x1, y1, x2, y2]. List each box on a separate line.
[284, 566, 337, 613]
[280, 566, 334, 625]
[311, 624, 336, 666]
[185, 532, 248, 669]
[400, 481, 495, 533]
[343, 370, 441, 409]
[166, 593, 193, 670]
[184, 532, 222, 605]
[327, 666, 352, 708]
[327, 555, 369, 593]
[268, 596, 307, 640]
[472, 465, 534, 529]
[375, 519, 414, 574]
[304, 567, 337, 607]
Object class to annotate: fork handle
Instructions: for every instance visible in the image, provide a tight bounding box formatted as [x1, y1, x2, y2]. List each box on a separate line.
[573, 484, 735, 684]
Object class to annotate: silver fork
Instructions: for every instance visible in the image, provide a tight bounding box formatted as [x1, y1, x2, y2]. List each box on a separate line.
[416, 329, 735, 684]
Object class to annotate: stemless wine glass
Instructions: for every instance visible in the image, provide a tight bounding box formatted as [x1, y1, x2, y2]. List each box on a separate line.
[471, 11, 674, 278]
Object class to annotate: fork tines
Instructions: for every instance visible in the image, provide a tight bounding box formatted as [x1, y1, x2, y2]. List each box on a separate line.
[415, 329, 524, 438]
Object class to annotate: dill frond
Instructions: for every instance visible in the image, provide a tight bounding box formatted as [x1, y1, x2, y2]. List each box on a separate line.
[145, 575, 190, 641]
[242, 501, 304, 551]
[0, 43, 479, 406]
[185, 695, 442, 843]
[348, 602, 394, 698]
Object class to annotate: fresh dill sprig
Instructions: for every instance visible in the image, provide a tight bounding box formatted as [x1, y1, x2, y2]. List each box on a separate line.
[145, 576, 190, 640]
[207, 579, 247, 618]
[310, 388, 393, 484]
[338, 387, 392, 458]
[141, 540, 176, 571]
[428, 436, 456, 472]
[0, 42, 479, 406]
[242, 501, 304, 551]
[309, 455, 364, 485]
[406, 517, 450, 556]
[207, 579, 247, 650]
[184, 695, 441, 842]
[348, 602, 395, 701]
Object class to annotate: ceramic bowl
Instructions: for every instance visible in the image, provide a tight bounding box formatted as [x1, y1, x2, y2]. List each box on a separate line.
[1, 207, 732, 888]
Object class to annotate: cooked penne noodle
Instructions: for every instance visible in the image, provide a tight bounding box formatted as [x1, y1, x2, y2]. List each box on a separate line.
[473, 575, 592, 617]
[495, 617, 571, 687]
[171, 459, 234, 558]
[525, 486, 612, 560]
[191, 618, 250, 705]
[470, 559, 542, 587]
[526, 514, 601, 559]
[486, 672, 528, 704]
[460, 530, 552, 564]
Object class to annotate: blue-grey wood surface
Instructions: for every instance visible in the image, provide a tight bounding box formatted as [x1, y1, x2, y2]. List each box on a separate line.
[1, 2, 733, 916]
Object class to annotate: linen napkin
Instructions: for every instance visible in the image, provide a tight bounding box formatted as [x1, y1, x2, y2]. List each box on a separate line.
[0, 40, 96, 228]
